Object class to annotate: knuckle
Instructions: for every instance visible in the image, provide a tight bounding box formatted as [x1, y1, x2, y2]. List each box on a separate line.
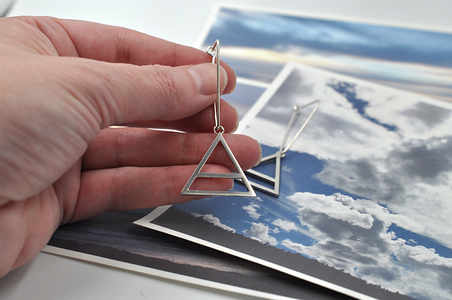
[153, 66, 180, 101]
[114, 129, 128, 166]
[180, 133, 199, 165]
[147, 66, 183, 119]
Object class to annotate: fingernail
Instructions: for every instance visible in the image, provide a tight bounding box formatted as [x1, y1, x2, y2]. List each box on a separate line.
[254, 139, 262, 167]
[230, 107, 239, 133]
[229, 181, 235, 191]
[188, 63, 228, 95]
[223, 68, 237, 95]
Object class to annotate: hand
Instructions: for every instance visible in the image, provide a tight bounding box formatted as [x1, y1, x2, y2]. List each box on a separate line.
[0, 17, 261, 277]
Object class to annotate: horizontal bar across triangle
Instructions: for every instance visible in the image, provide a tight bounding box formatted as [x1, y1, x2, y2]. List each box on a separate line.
[244, 151, 282, 198]
[181, 133, 256, 197]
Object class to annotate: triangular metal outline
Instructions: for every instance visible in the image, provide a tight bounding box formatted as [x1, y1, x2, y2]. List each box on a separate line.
[238, 100, 321, 198]
[181, 133, 256, 197]
[245, 151, 282, 198]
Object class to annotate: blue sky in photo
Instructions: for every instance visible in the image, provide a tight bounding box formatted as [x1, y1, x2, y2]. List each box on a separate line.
[155, 8, 452, 299]
[207, 8, 452, 67]
[203, 8, 452, 101]
[327, 81, 398, 132]
[176, 145, 370, 253]
[171, 63, 452, 300]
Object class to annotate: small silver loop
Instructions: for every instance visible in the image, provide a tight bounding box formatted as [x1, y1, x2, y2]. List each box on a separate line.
[206, 45, 217, 64]
[207, 40, 221, 131]
[214, 125, 225, 134]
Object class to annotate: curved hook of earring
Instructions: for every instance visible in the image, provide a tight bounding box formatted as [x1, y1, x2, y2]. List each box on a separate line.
[206, 40, 221, 132]
[280, 99, 321, 156]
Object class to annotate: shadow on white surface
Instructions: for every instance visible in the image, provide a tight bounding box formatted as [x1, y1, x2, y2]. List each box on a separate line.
[0, 252, 261, 300]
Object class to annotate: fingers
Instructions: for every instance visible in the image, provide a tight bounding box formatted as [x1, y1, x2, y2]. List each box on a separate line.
[6, 17, 238, 129]
[60, 57, 232, 128]
[123, 99, 239, 133]
[0, 189, 61, 276]
[82, 127, 262, 171]
[16, 16, 236, 94]
[68, 165, 233, 222]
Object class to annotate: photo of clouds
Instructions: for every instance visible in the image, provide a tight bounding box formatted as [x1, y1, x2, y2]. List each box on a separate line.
[48, 208, 357, 300]
[46, 6, 452, 300]
[138, 63, 452, 300]
[200, 7, 452, 102]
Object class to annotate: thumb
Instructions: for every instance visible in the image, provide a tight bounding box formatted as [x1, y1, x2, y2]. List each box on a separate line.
[68, 60, 231, 128]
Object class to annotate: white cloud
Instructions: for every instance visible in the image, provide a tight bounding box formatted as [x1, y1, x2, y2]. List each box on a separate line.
[278, 191, 452, 300]
[281, 232, 452, 300]
[316, 152, 452, 247]
[289, 192, 374, 229]
[281, 239, 312, 258]
[222, 45, 452, 102]
[243, 203, 261, 220]
[282, 165, 293, 173]
[404, 245, 452, 268]
[244, 67, 401, 162]
[272, 219, 298, 232]
[244, 64, 452, 249]
[191, 213, 235, 233]
[240, 63, 452, 299]
[244, 223, 278, 246]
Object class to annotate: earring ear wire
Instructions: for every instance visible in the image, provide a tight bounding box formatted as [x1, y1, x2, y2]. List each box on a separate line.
[181, 40, 256, 197]
[243, 100, 321, 197]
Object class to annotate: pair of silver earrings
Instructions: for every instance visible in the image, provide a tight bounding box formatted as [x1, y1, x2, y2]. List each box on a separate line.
[181, 39, 320, 198]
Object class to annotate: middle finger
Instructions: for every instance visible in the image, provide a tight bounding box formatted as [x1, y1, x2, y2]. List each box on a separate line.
[82, 127, 261, 171]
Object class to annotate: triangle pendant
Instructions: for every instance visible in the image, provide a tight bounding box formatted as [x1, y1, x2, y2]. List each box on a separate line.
[181, 133, 256, 197]
[245, 151, 282, 198]
[238, 100, 321, 197]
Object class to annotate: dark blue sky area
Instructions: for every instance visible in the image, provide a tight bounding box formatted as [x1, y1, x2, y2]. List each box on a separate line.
[207, 8, 452, 67]
[328, 81, 398, 132]
[389, 224, 452, 259]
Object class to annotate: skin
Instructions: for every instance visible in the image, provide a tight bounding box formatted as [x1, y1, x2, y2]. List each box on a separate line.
[0, 16, 261, 277]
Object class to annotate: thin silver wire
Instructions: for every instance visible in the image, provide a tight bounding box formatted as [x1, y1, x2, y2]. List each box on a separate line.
[206, 39, 223, 133]
[181, 39, 256, 197]
[242, 99, 321, 197]
[181, 133, 256, 197]
[281, 99, 321, 155]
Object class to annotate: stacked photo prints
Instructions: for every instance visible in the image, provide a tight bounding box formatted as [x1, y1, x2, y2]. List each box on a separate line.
[46, 5, 452, 300]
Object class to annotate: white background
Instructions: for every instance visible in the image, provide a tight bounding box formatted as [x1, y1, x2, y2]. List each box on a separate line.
[1, 1, 452, 299]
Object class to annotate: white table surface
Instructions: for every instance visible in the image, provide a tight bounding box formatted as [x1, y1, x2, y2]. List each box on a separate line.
[1, 1, 452, 299]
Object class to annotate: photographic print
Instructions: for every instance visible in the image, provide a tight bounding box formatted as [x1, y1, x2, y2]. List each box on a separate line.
[46, 208, 351, 300]
[44, 5, 452, 300]
[197, 5, 452, 102]
[136, 62, 452, 300]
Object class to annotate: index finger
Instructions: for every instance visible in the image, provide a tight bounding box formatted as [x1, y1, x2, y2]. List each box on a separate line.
[55, 18, 205, 65]
[22, 17, 237, 94]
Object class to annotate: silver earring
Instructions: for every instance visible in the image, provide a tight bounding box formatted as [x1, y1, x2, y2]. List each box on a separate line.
[181, 40, 256, 197]
[245, 100, 321, 197]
